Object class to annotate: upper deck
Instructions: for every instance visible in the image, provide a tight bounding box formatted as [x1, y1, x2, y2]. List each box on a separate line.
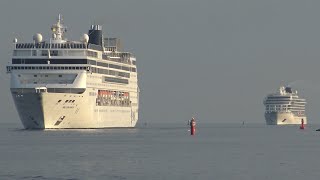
[10, 14, 136, 66]
[12, 42, 134, 65]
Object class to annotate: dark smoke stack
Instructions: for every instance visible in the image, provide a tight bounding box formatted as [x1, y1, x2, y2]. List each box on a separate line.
[88, 25, 102, 46]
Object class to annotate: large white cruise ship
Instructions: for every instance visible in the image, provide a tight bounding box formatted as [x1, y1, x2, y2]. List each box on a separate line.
[6, 15, 139, 129]
[263, 86, 306, 125]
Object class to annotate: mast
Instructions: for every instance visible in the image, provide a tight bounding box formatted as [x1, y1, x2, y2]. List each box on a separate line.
[51, 14, 67, 43]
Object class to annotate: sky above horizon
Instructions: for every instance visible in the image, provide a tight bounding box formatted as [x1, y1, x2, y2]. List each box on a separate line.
[1, 0, 320, 125]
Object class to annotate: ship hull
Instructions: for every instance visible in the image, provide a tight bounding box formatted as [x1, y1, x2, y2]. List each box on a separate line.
[12, 90, 138, 129]
[265, 112, 307, 125]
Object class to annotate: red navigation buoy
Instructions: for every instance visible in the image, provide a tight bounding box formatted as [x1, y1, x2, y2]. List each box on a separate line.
[300, 119, 304, 129]
[190, 117, 196, 135]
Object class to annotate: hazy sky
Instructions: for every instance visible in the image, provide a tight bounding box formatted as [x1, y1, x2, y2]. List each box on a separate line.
[1, 0, 320, 125]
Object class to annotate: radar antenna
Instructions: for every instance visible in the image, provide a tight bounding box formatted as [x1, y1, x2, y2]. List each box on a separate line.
[51, 14, 67, 42]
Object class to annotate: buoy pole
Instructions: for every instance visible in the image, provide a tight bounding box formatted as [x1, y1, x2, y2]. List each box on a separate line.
[300, 119, 304, 129]
[190, 118, 196, 135]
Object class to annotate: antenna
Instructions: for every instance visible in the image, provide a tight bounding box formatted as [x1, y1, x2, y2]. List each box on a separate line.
[58, 14, 62, 22]
[51, 14, 67, 42]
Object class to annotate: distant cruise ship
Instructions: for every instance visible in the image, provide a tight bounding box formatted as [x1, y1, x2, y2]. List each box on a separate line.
[263, 86, 306, 125]
[6, 15, 139, 129]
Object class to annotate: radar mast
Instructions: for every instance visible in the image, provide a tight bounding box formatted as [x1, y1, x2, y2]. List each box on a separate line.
[51, 14, 67, 42]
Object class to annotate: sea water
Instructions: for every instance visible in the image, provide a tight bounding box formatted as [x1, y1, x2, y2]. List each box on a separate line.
[1, 122, 320, 180]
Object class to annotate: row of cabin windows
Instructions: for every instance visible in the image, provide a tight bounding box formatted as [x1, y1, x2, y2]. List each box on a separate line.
[14, 50, 86, 57]
[104, 77, 129, 84]
[12, 59, 87, 64]
[12, 53, 136, 69]
[32, 75, 62, 77]
[91, 67, 130, 78]
[109, 64, 121, 70]
[7, 66, 87, 71]
[15, 43, 87, 49]
[108, 57, 131, 65]
[7, 66, 130, 78]
[97, 62, 108, 67]
[12, 59, 136, 72]
[88, 60, 136, 72]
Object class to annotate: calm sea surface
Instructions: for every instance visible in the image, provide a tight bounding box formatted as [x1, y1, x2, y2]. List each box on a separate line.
[1, 122, 320, 180]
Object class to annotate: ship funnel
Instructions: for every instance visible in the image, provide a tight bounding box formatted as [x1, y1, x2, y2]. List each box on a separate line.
[285, 87, 293, 93]
[88, 25, 102, 46]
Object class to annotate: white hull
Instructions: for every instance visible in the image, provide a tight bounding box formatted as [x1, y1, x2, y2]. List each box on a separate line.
[7, 16, 139, 129]
[12, 90, 138, 129]
[265, 112, 306, 125]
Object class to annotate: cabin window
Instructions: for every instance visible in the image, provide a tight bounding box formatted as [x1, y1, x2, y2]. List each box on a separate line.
[122, 66, 130, 71]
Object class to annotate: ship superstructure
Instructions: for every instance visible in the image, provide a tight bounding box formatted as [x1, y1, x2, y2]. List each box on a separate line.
[6, 15, 139, 129]
[263, 86, 306, 125]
